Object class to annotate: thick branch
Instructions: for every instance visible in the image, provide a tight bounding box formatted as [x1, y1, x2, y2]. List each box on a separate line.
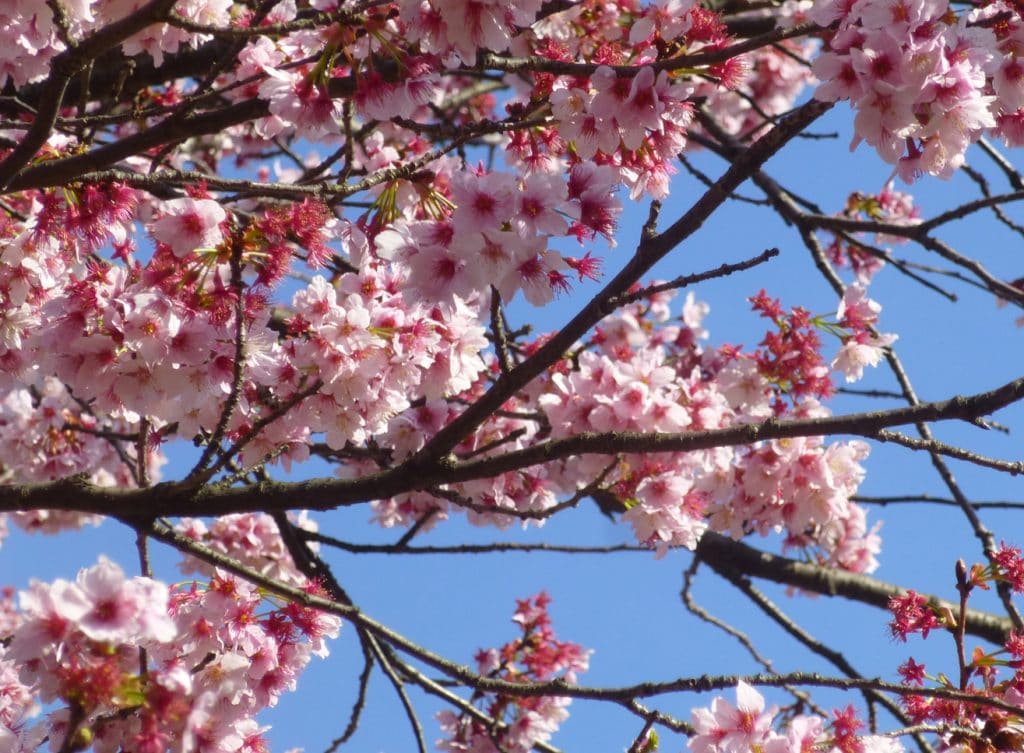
[696, 533, 1013, 645]
[0, 0, 179, 190]
[1, 374, 1021, 518]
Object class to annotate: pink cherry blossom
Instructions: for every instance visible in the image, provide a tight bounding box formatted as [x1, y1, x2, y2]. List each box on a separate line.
[150, 198, 227, 258]
[833, 331, 898, 382]
[69, 557, 176, 644]
[450, 171, 517, 235]
[2, 4, 1023, 752]
[690, 682, 777, 753]
[257, 67, 342, 140]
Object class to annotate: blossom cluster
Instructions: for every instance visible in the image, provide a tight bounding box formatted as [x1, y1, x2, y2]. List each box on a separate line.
[826, 184, 921, 282]
[0, 187, 494, 482]
[548, 66, 696, 200]
[372, 163, 622, 306]
[436, 593, 589, 753]
[175, 512, 322, 586]
[194, 0, 818, 208]
[0, 0, 233, 89]
[2, 550, 340, 753]
[0, 376, 154, 490]
[883, 549, 1024, 748]
[832, 283, 898, 383]
[690, 682, 905, 753]
[364, 285, 888, 571]
[811, 0, 1024, 178]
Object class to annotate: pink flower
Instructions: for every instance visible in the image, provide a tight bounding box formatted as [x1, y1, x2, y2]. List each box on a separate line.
[9, 579, 89, 663]
[405, 244, 480, 301]
[862, 736, 907, 753]
[856, 0, 944, 38]
[993, 542, 1024, 592]
[150, 198, 227, 258]
[75, 557, 177, 644]
[430, 0, 542, 60]
[888, 590, 940, 640]
[764, 715, 825, 753]
[833, 285, 897, 381]
[515, 173, 571, 237]
[629, 0, 695, 44]
[258, 66, 342, 139]
[690, 682, 777, 753]
[568, 163, 622, 243]
[591, 66, 668, 151]
[450, 171, 517, 235]
[813, 51, 864, 102]
[832, 331, 897, 382]
[551, 87, 619, 160]
[996, 57, 1024, 113]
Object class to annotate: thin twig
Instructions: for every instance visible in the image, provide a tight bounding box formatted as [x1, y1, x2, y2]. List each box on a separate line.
[322, 639, 374, 753]
[611, 248, 780, 306]
[853, 495, 1024, 510]
[186, 235, 247, 483]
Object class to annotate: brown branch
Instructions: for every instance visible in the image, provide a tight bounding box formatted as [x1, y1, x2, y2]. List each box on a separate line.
[477, 22, 822, 77]
[798, 214, 1024, 307]
[871, 429, 1024, 474]
[0, 0, 179, 190]
[443, 376, 1024, 482]
[165, 8, 355, 37]
[1, 373, 1022, 519]
[6, 81, 545, 195]
[975, 137, 1024, 191]
[304, 533, 650, 555]
[610, 247, 781, 306]
[854, 495, 1024, 510]
[695, 532, 1013, 645]
[322, 637, 374, 753]
[6, 97, 271, 193]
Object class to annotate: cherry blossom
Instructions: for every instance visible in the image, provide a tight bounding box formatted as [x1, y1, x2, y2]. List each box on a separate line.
[437, 594, 588, 753]
[73, 557, 176, 644]
[831, 284, 898, 382]
[149, 199, 227, 258]
[4, 553, 339, 753]
[690, 681, 777, 753]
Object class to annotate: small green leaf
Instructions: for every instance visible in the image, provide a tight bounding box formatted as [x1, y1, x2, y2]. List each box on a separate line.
[641, 729, 659, 753]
